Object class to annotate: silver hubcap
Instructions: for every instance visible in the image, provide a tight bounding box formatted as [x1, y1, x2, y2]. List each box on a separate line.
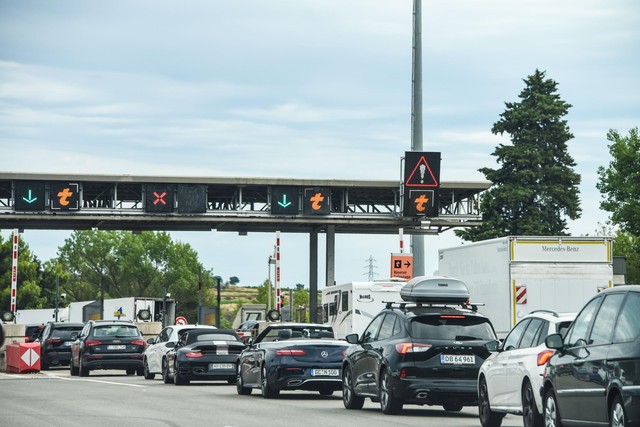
[480, 382, 490, 420]
[612, 401, 625, 427]
[343, 371, 352, 402]
[381, 373, 389, 409]
[544, 395, 556, 427]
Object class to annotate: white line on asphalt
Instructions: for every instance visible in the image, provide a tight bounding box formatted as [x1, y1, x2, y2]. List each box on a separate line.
[0, 372, 146, 388]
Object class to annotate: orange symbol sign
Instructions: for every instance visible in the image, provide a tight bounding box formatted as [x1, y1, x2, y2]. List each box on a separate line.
[414, 194, 430, 212]
[57, 187, 74, 206]
[390, 253, 413, 280]
[310, 192, 324, 210]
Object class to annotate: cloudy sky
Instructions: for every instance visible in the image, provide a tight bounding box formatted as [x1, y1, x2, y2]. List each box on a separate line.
[1, 0, 638, 289]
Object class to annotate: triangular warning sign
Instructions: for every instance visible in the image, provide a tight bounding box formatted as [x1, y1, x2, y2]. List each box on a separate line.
[405, 155, 439, 187]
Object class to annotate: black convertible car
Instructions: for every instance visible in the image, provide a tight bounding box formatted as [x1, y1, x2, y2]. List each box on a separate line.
[165, 329, 246, 385]
[236, 323, 349, 398]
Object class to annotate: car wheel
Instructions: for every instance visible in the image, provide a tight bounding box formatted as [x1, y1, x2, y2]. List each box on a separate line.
[380, 368, 403, 415]
[611, 394, 626, 427]
[79, 358, 89, 377]
[143, 358, 155, 380]
[70, 359, 79, 376]
[522, 380, 543, 427]
[173, 362, 190, 385]
[443, 402, 463, 412]
[261, 365, 279, 398]
[342, 366, 364, 410]
[543, 388, 561, 427]
[162, 358, 172, 384]
[478, 377, 504, 427]
[236, 366, 252, 396]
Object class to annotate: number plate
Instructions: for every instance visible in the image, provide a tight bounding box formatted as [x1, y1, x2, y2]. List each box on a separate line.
[311, 369, 339, 377]
[440, 354, 475, 365]
[107, 345, 126, 350]
[209, 363, 234, 370]
[64, 342, 72, 346]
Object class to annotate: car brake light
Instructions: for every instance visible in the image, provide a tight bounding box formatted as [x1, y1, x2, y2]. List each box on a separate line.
[395, 343, 432, 354]
[276, 349, 307, 356]
[537, 350, 554, 366]
[46, 339, 62, 344]
[85, 340, 103, 347]
[185, 351, 203, 358]
[440, 315, 465, 319]
[131, 339, 146, 347]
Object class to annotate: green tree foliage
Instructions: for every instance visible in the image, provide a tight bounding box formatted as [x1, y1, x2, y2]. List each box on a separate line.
[55, 230, 212, 321]
[596, 127, 640, 235]
[457, 70, 581, 241]
[613, 231, 640, 285]
[0, 233, 47, 310]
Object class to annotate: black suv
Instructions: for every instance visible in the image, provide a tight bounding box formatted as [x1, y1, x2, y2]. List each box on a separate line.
[70, 320, 146, 377]
[342, 276, 498, 414]
[38, 322, 84, 369]
[542, 285, 640, 427]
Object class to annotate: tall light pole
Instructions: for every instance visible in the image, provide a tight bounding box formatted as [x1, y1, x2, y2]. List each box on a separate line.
[411, 0, 425, 276]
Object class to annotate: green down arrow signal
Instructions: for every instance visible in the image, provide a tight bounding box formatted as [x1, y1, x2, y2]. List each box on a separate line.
[278, 194, 292, 208]
[22, 189, 38, 204]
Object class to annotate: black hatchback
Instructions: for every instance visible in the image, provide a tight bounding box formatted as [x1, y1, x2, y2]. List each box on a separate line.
[342, 276, 498, 415]
[38, 322, 84, 369]
[70, 320, 146, 377]
[542, 285, 640, 427]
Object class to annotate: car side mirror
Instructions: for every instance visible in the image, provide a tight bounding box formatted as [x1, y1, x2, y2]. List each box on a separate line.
[345, 333, 359, 344]
[545, 333, 564, 350]
[70, 332, 79, 340]
[484, 340, 500, 352]
[165, 342, 176, 348]
[147, 338, 155, 345]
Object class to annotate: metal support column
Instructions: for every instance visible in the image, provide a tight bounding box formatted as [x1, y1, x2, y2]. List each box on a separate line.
[326, 225, 335, 287]
[309, 230, 318, 323]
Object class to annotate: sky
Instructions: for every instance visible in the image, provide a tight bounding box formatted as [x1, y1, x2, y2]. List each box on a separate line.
[1, 0, 638, 290]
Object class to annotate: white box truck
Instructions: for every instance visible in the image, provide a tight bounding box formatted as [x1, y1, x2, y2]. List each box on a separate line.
[59, 297, 174, 324]
[322, 279, 407, 339]
[437, 236, 613, 338]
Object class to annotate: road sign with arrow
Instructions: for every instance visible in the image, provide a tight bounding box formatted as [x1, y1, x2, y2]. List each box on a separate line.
[390, 253, 413, 280]
[14, 181, 46, 211]
[271, 186, 300, 215]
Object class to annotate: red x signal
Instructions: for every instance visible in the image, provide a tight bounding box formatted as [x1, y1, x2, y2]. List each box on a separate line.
[153, 191, 167, 205]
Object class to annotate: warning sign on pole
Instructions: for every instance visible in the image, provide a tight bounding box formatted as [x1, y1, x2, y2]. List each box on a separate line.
[516, 286, 527, 304]
[390, 253, 413, 280]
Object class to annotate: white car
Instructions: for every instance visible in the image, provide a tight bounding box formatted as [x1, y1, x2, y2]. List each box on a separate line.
[143, 324, 216, 381]
[478, 310, 576, 427]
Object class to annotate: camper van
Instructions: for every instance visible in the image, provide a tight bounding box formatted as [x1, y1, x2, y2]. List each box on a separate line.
[322, 279, 406, 339]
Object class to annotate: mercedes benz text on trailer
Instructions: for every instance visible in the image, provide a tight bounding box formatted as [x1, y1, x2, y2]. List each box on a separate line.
[322, 279, 406, 339]
[437, 236, 613, 338]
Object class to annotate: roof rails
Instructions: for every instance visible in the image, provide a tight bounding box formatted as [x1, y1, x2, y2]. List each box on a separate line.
[384, 300, 481, 312]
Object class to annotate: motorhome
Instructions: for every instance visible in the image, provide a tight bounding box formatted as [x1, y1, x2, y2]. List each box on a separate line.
[322, 279, 406, 339]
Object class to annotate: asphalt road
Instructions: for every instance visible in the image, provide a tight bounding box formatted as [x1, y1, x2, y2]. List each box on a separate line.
[0, 368, 525, 427]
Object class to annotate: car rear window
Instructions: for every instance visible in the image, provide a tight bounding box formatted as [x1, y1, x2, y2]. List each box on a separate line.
[192, 333, 239, 343]
[93, 326, 140, 337]
[51, 327, 83, 339]
[410, 315, 496, 340]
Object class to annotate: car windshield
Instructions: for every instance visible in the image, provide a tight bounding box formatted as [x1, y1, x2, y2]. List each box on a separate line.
[93, 326, 139, 338]
[410, 315, 496, 340]
[260, 327, 334, 342]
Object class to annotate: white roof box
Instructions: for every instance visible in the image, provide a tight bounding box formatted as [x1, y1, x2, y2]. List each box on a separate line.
[400, 276, 470, 304]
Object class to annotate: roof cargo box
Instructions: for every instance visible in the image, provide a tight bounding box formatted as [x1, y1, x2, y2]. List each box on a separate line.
[400, 276, 470, 303]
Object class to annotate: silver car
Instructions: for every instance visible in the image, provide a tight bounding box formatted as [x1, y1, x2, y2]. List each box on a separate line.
[142, 324, 216, 381]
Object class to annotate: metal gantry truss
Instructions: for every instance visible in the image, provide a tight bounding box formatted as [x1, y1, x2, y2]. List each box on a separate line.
[0, 173, 490, 235]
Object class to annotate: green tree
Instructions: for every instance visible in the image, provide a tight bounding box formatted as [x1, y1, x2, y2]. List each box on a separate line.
[0, 233, 47, 310]
[54, 230, 210, 321]
[457, 69, 581, 241]
[612, 231, 640, 285]
[596, 127, 640, 235]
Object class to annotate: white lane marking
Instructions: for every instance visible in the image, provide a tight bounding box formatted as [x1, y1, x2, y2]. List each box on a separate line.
[0, 372, 145, 388]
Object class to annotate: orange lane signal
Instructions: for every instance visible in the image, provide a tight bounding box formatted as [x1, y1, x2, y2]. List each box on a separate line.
[50, 182, 80, 211]
[304, 187, 330, 215]
[414, 194, 430, 212]
[310, 192, 324, 210]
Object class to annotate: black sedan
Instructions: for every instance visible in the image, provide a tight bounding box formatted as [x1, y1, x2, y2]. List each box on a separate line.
[165, 329, 246, 385]
[236, 323, 349, 398]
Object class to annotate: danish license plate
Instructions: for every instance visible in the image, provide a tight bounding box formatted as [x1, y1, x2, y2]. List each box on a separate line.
[440, 354, 475, 365]
[209, 363, 234, 370]
[108, 345, 126, 350]
[311, 369, 339, 377]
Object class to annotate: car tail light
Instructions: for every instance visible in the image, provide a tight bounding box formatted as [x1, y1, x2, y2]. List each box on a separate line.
[131, 339, 146, 347]
[276, 349, 307, 356]
[185, 351, 203, 358]
[46, 339, 62, 344]
[537, 350, 554, 366]
[85, 340, 103, 347]
[395, 343, 432, 354]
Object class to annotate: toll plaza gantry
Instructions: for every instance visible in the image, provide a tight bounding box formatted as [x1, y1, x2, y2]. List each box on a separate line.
[0, 172, 490, 322]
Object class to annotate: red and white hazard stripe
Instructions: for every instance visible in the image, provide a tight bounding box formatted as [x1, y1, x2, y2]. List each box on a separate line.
[516, 286, 527, 304]
[11, 229, 19, 315]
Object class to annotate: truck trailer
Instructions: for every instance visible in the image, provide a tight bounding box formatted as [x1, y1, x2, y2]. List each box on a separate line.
[437, 236, 613, 338]
[322, 279, 406, 339]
